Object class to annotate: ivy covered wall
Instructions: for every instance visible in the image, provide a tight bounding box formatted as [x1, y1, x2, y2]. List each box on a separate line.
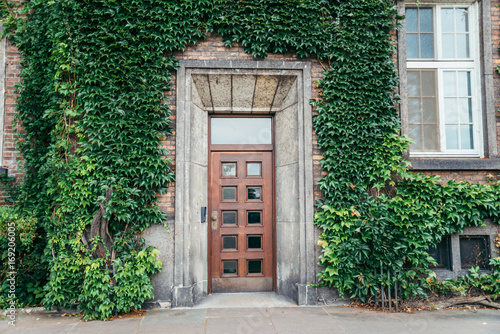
[0, 0, 499, 319]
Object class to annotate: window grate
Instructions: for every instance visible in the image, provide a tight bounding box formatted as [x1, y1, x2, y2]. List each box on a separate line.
[459, 235, 489, 270]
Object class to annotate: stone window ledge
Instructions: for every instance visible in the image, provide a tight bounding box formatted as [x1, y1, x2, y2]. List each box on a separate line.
[409, 158, 500, 171]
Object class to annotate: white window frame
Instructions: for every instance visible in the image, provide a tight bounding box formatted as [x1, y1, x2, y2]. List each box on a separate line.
[406, 2, 482, 158]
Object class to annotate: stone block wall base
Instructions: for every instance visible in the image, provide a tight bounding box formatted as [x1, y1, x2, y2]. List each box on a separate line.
[142, 301, 172, 310]
[297, 284, 317, 306]
[173, 285, 194, 308]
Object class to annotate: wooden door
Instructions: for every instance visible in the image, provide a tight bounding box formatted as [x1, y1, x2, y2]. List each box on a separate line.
[209, 151, 274, 292]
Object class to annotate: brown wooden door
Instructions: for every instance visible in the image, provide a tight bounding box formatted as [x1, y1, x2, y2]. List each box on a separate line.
[209, 151, 274, 292]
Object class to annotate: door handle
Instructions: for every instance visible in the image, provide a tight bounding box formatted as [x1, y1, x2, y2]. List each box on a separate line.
[211, 210, 218, 230]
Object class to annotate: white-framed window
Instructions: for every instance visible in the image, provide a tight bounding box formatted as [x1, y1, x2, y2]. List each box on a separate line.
[405, 3, 482, 157]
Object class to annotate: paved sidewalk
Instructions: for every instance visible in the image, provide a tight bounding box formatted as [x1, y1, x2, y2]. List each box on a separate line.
[1, 306, 499, 334]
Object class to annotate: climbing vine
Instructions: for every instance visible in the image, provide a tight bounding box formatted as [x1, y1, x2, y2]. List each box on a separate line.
[0, 0, 499, 318]
[1, 0, 212, 319]
[311, 1, 500, 302]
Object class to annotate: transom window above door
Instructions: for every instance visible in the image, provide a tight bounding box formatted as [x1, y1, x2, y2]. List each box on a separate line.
[405, 3, 481, 157]
[211, 117, 272, 145]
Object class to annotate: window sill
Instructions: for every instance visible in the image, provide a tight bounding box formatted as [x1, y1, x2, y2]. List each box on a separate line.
[410, 152, 481, 159]
[409, 158, 500, 171]
[430, 268, 453, 272]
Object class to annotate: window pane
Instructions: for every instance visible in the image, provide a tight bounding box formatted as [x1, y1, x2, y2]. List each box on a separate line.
[422, 98, 437, 123]
[248, 235, 262, 249]
[211, 118, 272, 145]
[457, 71, 471, 96]
[441, 8, 454, 33]
[455, 8, 469, 33]
[443, 72, 457, 96]
[456, 34, 469, 58]
[222, 211, 237, 225]
[458, 98, 472, 123]
[446, 125, 459, 149]
[406, 9, 418, 32]
[442, 34, 455, 58]
[420, 34, 434, 58]
[423, 125, 439, 151]
[466, 72, 471, 96]
[408, 99, 421, 123]
[406, 34, 419, 58]
[223, 261, 237, 274]
[222, 236, 237, 250]
[409, 125, 422, 150]
[460, 125, 474, 149]
[247, 187, 261, 200]
[444, 98, 458, 123]
[421, 71, 435, 96]
[247, 163, 261, 176]
[420, 9, 433, 33]
[248, 260, 262, 274]
[222, 187, 237, 201]
[222, 163, 236, 177]
[248, 211, 261, 225]
[407, 72, 420, 97]
[467, 98, 473, 122]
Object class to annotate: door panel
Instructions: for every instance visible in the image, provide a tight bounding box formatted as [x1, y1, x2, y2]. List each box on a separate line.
[210, 151, 274, 292]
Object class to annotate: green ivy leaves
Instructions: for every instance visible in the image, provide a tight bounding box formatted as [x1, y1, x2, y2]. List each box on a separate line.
[2, 0, 499, 314]
[208, 0, 335, 59]
[311, 0, 500, 302]
[2, 0, 211, 317]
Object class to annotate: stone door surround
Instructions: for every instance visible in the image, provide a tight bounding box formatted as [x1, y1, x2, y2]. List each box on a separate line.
[173, 60, 317, 307]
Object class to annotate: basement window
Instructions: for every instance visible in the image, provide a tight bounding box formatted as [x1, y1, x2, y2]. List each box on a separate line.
[459, 235, 490, 270]
[428, 235, 452, 270]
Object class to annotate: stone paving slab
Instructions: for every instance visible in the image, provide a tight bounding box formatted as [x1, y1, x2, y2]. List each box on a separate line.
[1, 306, 499, 334]
[1, 313, 80, 334]
[392, 309, 500, 334]
[141, 308, 207, 326]
[206, 307, 270, 318]
[206, 315, 276, 334]
[267, 307, 347, 333]
[193, 292, 297, 309]
[323, 307, 500, 334]
[69, 317, 142, 334]
[205, 307, 277, 334]
[137, 323, 206, 334]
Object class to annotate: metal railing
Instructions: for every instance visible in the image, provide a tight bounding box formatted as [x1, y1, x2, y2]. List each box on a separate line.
[374, 266, 400, 312]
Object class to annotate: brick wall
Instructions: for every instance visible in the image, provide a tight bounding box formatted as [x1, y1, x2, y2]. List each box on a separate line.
[491, 0, 500, 154]
[2, 1, 23, 181]
[3, 3, 500, 209]
[0, 0, 26, 203]
[0, 38, 23, 204]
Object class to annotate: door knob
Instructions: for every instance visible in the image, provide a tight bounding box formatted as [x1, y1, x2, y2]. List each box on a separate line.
[211, 210, 218, 230]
